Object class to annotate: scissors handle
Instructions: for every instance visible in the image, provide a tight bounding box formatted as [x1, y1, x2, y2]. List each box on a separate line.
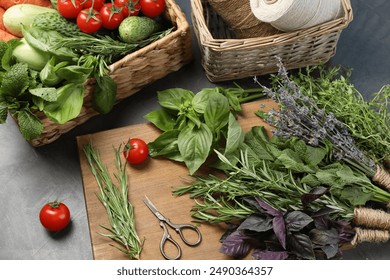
[167, 220, 202, 246]
[159, 221, 182, 260]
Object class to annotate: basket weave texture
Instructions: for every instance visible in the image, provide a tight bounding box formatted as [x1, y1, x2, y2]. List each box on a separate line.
[28, 0, 192, 147]
[192, 0, 353, 82]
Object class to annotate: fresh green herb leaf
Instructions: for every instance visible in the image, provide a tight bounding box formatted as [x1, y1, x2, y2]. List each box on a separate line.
[17, 107, 44, 140]
[144, 109, 176, 132]
[224, 113, 244, 155]
[92, 74, 117, 114]
[43, 83, 84, 124]
[178, 123, 213, 175]
[147, 130, 183, 161]
[204, 92, 230, 132]
[157, 88, 195, 111]
[1, 63, 29, 97]
[30, 87, 58, 102]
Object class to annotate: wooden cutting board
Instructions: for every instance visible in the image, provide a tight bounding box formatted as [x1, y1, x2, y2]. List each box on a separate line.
[76, 99, 278, 260]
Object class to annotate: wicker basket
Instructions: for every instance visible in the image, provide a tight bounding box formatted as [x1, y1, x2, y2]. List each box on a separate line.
[192, 0, 353, 82]
[27, 0, 192, 147]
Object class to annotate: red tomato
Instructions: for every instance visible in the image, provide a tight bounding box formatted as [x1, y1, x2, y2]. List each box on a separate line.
[114, 0, 141, 17]
[82, 0, 105, 10]
[123, 138, 149, 165]
[139, 0, 165, 18]
[39, 201, 71, 232]
[57, 0, 83, 19]
[77, 8, 103, 33]
[117, 0, 142, 17]
[100, 3, 124, 30]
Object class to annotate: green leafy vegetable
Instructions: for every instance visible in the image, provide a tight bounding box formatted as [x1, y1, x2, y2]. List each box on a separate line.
[145, 86, 264, 175]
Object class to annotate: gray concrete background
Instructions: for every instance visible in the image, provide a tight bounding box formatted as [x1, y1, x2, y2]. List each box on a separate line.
[1, 0, 389, 259]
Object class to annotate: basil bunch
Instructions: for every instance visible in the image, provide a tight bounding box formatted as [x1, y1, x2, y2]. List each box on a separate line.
[145, 86, 264, 175]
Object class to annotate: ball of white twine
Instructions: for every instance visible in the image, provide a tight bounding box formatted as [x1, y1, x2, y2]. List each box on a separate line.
[249, 0, 342, 32]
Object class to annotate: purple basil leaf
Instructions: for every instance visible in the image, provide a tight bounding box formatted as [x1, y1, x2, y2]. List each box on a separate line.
[273, 215, 286, 249]
[237, 214, 273, 232]
[253, 249, 289, 260]
[285, 211, 313, 232]
[309, 228, 339, 246]
[301, 186, 328, 208]
[255, 197, 282, 217]
[220, 231, 251, 258]
[220, 223, 239, 243]
[311, 207, 337, 218]
[313, 215, 331, 230]
[321, 244, 340, 259]
[287, 232, 315, 260]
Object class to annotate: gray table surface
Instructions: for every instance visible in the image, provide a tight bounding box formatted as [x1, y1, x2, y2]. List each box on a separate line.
[1, 0, 390, 260]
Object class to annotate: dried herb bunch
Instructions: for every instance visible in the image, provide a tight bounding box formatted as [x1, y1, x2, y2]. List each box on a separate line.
[83, 142, 144, 259]
[272, 64, 390, 165]
[255, 59, 390, 190]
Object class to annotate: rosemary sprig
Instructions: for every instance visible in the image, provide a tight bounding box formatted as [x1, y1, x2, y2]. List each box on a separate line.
[83, 142, 143, 259]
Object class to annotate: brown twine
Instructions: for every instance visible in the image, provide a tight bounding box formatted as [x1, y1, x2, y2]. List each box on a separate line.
[207, 0, 280, 38]
[373, 164, 390, 191]
[350, 227, 389, 246]
[354, 207, 390, 230]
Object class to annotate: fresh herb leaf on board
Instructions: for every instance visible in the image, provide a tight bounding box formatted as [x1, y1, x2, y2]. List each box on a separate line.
[145, 86, 265, 175]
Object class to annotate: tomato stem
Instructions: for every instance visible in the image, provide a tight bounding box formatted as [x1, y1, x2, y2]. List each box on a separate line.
[49, 200, 61, 208]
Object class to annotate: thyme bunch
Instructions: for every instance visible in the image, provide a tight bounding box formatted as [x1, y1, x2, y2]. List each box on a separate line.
[255, 59, 376, 177]
[83, 142, 143, 259]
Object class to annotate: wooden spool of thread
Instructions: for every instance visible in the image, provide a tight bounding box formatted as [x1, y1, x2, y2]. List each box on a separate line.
[207, 0, 280, 39]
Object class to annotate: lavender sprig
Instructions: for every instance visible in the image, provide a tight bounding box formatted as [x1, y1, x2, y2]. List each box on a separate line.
[255, 59, 376, 177]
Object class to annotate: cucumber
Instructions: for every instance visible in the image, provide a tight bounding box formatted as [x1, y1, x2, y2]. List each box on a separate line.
[32, 12, 83, 36]
[118, 16, 161, 43]
[3, 4, 56, 37]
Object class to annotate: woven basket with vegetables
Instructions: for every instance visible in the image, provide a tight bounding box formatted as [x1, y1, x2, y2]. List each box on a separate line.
[191, 0, 352, 82]
[0, 0, 192, 147]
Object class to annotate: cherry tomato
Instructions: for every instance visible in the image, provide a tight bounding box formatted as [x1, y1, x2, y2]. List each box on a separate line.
[123, 138, 149, 165]
[114, 0, 141, 17]
[139, 0, 165, 18]
[57, 0, 83, 19]
[39, 201, 71, 232]
[82, 0, 105, 10]
[77, 8, 103, 34]
[100, 3, 124, 30]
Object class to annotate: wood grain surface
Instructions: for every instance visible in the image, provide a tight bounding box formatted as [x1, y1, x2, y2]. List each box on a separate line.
[76, 99, 278, 260]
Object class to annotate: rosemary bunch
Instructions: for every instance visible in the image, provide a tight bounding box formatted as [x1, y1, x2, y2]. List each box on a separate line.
[83, 142, 143, 259]
[175, 149, 354, 224]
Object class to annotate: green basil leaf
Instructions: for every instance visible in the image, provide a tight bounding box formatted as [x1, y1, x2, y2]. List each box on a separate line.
[157, 88, 194, 111]
[148, 130, 182, 161]
[178, 123, 213, 175]
[192, 88, 215, 114]
[93, 75, 117, 114]
[43, 83, 84, 124]
[225, 113, 244, 155]
[204, 93, 230, 132]
[144, 109, 176, 132]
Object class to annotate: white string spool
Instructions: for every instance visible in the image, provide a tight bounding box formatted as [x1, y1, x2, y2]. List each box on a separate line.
[249, 0, 342, 32]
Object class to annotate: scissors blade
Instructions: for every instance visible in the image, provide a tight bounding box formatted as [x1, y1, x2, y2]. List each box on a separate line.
[143, 195, 166, 222]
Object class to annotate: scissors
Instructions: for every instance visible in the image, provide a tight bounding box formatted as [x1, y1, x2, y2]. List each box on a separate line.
[143, 195, 202, 260]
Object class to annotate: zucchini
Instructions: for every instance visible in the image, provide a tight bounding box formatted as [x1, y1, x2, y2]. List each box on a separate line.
[3, 4, 56, 37]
